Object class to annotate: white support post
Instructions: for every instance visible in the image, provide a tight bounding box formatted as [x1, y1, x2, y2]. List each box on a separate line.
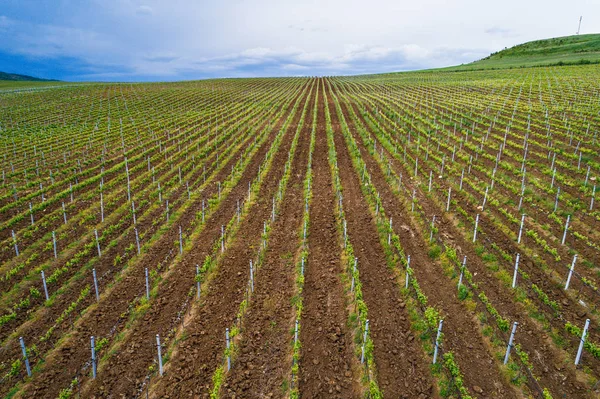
[92, 268, 99, 302]
[294, 320, 299, 347]
[512, 254, 520, 288]
[179, 226, 183, 255]
[221, 225, 225, 253]
[458, 256, 466, 288]
[272, 197, 275, 222]
[132, 201, 136, 225]
[405, 255, 411, 289]
[91, 336, 97, 378]
[145, 268, 150, 300]
[156, 334, 163, 376]
[226, 328, 231, 371]
[429, 215, 436, 243]
[196, 265, 201, 299]
[565, 254, 578, 290]
[473, 214, 480, 243]
[12, 230, 19, 256]
[517, 214, 525, 244]
[554, 187, 560, 213]
[125, 158, 131, 202]
[584, 166, 590, 187]
[446, 187, 452, 212]
[135, 228, 140, 255]
[52, 231, 57, 259]
[94, 229, 101, 258]
[482, 186, 488, 211]
[428, 170, 432, 192]
[414, 157, 418, 177]
[41, 270, 49, 301]
[591, 185, 596, 211]
[360, 319, 370, 364]
[561, 215, 570, 245]
[20, 337, 31, 377]
[575, 319, 590, 366]
[249, 260, 254, 293]
[351, 257, 358, 293]
[100, 192, 104, 222]
[504, 322, 518, 364]
[433, 319, 444, 364]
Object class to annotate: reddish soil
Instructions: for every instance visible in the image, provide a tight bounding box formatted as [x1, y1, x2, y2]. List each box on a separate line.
[0, 95, 281, 398]
[346, 89, 597, 397]
[141, 82, 312, 398]
[330, 85, 518, 399]
[326, 84, 436, 399]
[18, 83, 307, 399]
[297, 79, 359, 398]
[221, 81, 315, 399]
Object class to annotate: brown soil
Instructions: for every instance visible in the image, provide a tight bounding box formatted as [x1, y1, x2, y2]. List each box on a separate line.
[18, 83, 307, 399]
[346, 87, 596, 397]
[326, 83, 436, 399]
[221, 80, 316, 399]
[139, 82, 312, 398]
[330, 83, 519, 399]
[297, 79, 360, 398]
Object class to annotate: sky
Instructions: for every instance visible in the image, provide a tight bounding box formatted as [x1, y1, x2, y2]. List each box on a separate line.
[0, 0, 599, 82]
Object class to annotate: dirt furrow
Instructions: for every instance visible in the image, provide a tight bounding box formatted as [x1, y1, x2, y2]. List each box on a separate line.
[19, 84, 307, 399]
[144, 82, 312, 399]
[331, 83, 519, 399]
[346, 89, 598, 395]
[221, 81, 315, 399]
[298, 79, 359, 399]
[326, 82, 436, 399]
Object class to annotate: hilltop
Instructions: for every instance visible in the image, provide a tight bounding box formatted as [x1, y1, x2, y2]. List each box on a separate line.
[0, 71, 56, 81]
[444, 33, 600, 71]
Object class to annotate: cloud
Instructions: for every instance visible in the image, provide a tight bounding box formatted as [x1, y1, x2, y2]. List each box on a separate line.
[485, 26, 518, 37]
[144, 54, 180, 63]
[136, 5, 153, 16]
[2, 0, 598, 81]
[0, 13, 488, 81]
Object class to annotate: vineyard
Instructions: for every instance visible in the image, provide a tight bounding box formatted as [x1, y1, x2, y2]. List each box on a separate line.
[0, 65, 599, 399]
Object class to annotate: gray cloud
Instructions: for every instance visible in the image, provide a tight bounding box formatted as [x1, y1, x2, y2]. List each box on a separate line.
[1, 0, 599, 80]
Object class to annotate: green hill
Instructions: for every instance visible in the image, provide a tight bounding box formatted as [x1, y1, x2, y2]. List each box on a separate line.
[0, 71, 56, 81]
[445, 33, 600, 71]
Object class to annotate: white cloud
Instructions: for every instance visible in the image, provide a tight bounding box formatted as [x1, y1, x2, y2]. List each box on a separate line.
[135, 5, 153, 16]
[1, 0, 599, 80]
